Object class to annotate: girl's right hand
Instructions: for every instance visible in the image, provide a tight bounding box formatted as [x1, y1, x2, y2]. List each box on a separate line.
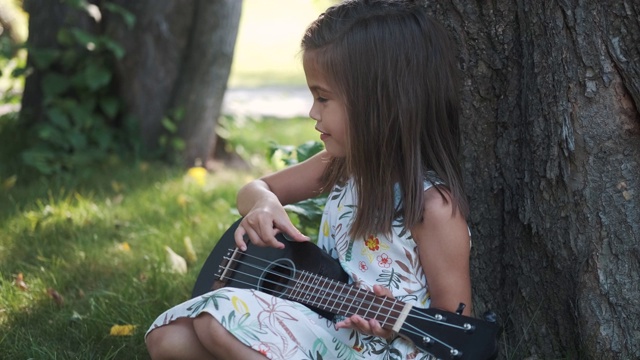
[233, 201, 310, 251]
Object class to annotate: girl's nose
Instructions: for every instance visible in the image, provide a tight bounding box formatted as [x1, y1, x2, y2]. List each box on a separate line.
[309, 104, 320, 122]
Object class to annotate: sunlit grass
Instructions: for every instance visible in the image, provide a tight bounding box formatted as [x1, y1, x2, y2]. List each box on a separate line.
[0, 114, 317, 358]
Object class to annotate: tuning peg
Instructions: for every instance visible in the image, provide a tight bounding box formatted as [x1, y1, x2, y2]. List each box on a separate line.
[455, 302, 466, 315]
[483, 310, 498, 323]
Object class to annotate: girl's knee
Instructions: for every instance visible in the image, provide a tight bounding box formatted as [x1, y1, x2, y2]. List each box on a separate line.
[146, 319, 200, 360]
[146, 327, 172, 359]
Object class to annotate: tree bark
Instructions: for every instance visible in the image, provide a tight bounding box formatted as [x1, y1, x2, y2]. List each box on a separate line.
[105, 0, 242, 165]
[427, 1, 640, 358]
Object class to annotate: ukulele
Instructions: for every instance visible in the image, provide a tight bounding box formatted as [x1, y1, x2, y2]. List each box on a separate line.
[192, 218, 500, 360]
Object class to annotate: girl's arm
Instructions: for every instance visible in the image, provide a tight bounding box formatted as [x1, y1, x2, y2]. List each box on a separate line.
[234, 150, 330, 250]
[411, 186, 472, 316]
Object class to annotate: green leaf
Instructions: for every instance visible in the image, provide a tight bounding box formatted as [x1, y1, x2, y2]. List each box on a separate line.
[22, 148, 56, 174]
[37, 124, 68, 148]
[60, 49, 80, 69]
[171, 138, 186, 151]
[67, 129, 88, 149]
[69, 104, 92, 128]
[45, 108, 71, 130]
[83, 62, 112, 91]
[296, 141, 324, 162]
[101, 37, 125, 59]
[161, 118, 178, 134]
[69, 28, 99, 49]
[99, 97, 120, 119]
[42, 72, 71, 98]
[103, 2, 136, 29]
[56, 28, 75, 47]
[28, 48, 60, 70]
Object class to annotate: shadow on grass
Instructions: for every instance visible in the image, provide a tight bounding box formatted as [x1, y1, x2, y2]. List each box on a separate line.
[0, 118, 244, 358]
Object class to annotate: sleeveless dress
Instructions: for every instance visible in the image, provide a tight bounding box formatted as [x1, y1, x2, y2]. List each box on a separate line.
[146, 178, 436, 360]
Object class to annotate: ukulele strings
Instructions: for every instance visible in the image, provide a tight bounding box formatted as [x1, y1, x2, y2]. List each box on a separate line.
[216, 249, 468, 350]
[220, 258, 459, 351]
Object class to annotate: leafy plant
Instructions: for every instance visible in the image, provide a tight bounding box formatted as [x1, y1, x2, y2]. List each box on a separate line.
[269, 140, 327, 237]
[20, 1, 137, 175]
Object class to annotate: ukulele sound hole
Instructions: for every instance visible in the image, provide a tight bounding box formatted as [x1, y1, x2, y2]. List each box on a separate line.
[259, 258, 295, 298]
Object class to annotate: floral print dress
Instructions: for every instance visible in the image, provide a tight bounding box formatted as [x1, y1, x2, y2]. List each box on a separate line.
[146, 178, 436, 360]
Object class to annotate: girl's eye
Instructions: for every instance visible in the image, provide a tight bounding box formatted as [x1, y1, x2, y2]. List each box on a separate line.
[316, 97, 328, 103]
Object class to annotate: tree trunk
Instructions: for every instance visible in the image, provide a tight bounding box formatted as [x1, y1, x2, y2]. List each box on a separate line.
[105, 0, 242, 166]
[20, 0, 94, 124]
[427, 1, 640, 358]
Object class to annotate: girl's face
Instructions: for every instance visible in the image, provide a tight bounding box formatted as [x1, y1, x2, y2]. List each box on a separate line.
[303, 51, 348, 158]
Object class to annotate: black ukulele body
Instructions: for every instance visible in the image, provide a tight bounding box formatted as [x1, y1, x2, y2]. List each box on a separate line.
[192, 218, 349, 319]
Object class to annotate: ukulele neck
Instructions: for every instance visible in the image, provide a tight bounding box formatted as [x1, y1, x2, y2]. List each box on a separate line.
[285, 270, 413, 333]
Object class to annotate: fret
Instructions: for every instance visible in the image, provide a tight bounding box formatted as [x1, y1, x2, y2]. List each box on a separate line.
[299, 271, 314, 304]
[381, 297, 394, 328]
[286, 271, 303, 301]
[335, 281, 349, 315]
[308, 272, 325, 309]
[362, 290, 376, 320]
[316, 276, 333, 311]
[327, 279, 340, 313]
[342, 285, 357, 317]
[351, 287, 368, 318]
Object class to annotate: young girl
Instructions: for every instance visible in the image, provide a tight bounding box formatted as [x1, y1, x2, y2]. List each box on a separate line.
[146, 0, 472, 359]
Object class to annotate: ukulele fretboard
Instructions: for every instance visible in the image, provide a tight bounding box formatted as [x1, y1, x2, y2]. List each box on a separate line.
[285, 270, 413, 332]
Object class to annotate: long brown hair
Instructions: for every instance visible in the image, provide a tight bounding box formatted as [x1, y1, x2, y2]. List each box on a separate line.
[302, 0, 468, 238]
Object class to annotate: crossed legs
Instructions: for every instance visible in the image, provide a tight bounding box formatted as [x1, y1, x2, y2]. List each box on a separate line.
[146, 314, 268, 360]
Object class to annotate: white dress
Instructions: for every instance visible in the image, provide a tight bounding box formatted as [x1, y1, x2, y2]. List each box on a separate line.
[146, 178, 436, 360]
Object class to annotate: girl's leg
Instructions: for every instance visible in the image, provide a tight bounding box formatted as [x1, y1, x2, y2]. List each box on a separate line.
[146, 318, 215, 360]
[193, 313, 268, 360]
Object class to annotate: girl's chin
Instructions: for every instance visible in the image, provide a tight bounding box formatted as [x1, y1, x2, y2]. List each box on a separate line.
[323, 145, 346, 158]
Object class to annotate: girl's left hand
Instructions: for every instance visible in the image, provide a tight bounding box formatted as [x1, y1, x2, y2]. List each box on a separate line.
[335, 285, 396, 340]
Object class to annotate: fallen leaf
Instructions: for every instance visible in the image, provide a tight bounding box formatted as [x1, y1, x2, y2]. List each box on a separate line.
[165, 246, 187, 274]
[47, 288, 64, 306]
[183, 236, 197, 264]
[70, 311, 83, 322]
[186, 166, 208, 186]
[109, 324, 137, 336]
[14, 273, 28, 291]
[117, 242, 131, 252]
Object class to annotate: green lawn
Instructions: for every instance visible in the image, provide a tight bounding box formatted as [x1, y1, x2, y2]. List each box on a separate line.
[0, 115, 318, 359]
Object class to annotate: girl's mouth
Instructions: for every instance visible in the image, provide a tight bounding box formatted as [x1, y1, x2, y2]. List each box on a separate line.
[316, 128, 330, 140]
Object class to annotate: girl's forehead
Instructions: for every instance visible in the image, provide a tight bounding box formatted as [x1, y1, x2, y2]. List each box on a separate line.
[303, 51, 328, 80]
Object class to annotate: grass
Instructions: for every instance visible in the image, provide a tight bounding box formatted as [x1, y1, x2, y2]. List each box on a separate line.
[0, 115, 318, 359]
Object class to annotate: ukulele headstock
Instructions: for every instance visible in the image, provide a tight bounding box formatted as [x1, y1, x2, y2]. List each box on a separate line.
[399, 307, 500, 360]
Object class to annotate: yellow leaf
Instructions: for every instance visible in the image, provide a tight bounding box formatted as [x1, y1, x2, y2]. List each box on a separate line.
[117, 242, 131, 252]
[183, 236, 197, 264]
[109, 324, 137, 336]
[186, 166, 208, 186]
